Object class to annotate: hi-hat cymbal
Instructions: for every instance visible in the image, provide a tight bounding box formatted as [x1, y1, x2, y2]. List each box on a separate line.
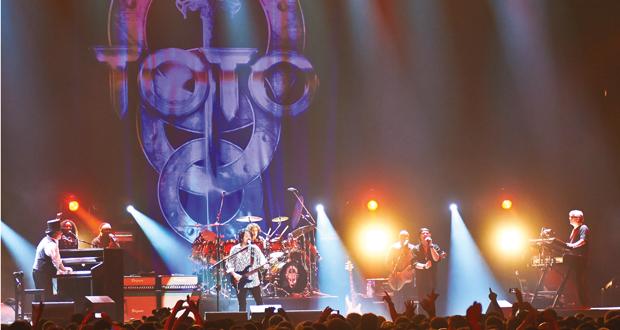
[236, 215, 263, 223]
[271, 216, 289, 223]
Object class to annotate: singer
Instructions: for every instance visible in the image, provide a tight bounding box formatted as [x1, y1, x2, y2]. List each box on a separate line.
[225, 230, 267, 311]
[412, 227, 446, 301]
[59, 219, 79, 249]
[91, 222, 121, 248]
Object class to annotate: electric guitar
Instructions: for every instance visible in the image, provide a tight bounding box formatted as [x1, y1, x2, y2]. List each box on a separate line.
[387, 243, 415, 291]
[231, 256, 276, 290]
[344, 260, 362, 315]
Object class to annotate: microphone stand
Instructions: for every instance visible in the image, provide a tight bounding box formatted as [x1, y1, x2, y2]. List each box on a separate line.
[288, 189, 317, 225]
[288, 188, 317, 292]
[214, 192, 225, 312]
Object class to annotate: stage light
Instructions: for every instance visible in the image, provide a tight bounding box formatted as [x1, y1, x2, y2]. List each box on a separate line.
[68, 200, 79, 212]
[316, 204, 324, 212]
[126, 205, 135, 213]
[496, 227, 525, 253]
[366, 199, 379, 211]
[449, 203, 458, 212]
[501, 199, 513, 210]
[359, 223, 390, 254]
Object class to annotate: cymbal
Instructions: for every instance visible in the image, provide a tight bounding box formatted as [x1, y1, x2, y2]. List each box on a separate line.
[204, 222, 227, 227]
[236, 215, 263, 223]
[291, 225, 315, 238]
[272, 216, 289, 223]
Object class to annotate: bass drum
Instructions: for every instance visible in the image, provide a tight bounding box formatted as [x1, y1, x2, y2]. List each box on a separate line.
[278, 262, 307, 295]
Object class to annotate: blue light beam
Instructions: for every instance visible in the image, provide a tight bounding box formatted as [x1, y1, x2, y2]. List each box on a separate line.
[1, 220, 36, 287]
[447, 208, 504, 315]
[316, 206, 351, 312]
[127, 208, 193, 274]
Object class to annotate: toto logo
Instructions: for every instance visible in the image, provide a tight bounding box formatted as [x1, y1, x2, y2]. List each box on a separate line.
[94, 0, 318, 242]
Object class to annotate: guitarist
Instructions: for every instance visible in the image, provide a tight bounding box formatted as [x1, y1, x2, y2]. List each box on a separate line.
[412, 227, 446, 301]
[386, 230, 415, 306]
[226, 230, 268, 311]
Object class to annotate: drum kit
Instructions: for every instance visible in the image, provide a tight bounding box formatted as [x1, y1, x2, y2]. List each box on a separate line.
[190, 215, 319, 297]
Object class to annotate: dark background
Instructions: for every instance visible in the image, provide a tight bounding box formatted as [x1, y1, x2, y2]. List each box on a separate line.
[2, 0, 619, 306]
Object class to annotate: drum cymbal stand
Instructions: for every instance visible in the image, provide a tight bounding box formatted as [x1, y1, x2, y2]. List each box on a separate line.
[287, 188, 319, 294]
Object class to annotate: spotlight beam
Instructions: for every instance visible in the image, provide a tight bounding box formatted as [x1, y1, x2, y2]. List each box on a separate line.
[447, 207, 504, 315]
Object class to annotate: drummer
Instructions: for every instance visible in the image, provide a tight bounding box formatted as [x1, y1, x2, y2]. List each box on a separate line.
[246, 223, 267, 252]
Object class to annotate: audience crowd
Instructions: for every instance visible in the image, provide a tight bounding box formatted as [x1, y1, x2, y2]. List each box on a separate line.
[3, 288, 619, 330]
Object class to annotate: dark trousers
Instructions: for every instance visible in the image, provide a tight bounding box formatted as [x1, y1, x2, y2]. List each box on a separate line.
[572, 258, 589, 306]
[415, 269, 437, 301]
[32, 269, 53, 300]
[237, 285, 263, 312]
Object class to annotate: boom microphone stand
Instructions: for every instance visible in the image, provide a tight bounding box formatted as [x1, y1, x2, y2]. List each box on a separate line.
[287, 187, 318, 293]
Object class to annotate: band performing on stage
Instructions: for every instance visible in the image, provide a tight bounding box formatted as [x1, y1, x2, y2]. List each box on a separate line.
[28, 204, 593, 315]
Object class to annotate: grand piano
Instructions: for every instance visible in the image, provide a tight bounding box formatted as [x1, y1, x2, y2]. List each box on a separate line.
[58, 248, 123, 321]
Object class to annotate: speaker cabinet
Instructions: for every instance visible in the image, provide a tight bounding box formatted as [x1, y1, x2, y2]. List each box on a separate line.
[32, 301, 75, 326]
[124, 292, 157, 322]
[84, 296, 116, 321]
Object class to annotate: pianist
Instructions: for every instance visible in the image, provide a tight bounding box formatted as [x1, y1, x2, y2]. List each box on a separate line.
[91, 222, 121, 248]
[32, 219, 73, 298]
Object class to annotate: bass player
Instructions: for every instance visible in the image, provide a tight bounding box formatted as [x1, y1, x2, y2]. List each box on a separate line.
[226, 229, 268, 311]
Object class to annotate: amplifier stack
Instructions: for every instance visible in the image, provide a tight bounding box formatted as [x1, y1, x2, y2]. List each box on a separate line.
[123, 275, 199, 321]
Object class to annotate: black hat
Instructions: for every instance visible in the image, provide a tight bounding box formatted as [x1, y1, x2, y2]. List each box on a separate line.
[45, 219, 61, 234]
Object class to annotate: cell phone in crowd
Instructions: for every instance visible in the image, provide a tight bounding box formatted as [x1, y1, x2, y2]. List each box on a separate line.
[331, 310, 340, 315]
[95, 313, 102, 319]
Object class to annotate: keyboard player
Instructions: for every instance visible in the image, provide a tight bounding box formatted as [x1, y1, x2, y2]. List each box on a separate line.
[32, 218, 73, 299]
[565, 209, 590, 306]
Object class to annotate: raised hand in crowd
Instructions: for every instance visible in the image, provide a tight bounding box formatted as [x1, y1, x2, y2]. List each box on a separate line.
[466, 301, 483, 330]
[419, 289, 439, 318]
[403, 299, 417, 319]
[318, 306, 333, 323]
[163, 299, 186, 330]
[485, 287, 504, 319]
[382, 291, 399, 321]
[186, 296, 202, 326]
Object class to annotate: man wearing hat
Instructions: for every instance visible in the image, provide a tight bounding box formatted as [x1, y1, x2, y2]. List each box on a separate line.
[91, 223, 120, 248]
[32, 218, 73, 298]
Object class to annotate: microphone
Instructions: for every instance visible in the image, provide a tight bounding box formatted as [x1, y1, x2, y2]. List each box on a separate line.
[68, 231, 78, 239]
[287, 187, 298, 192]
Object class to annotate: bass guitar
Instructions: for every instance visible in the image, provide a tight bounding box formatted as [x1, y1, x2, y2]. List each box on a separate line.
[344, 260, 362, 315]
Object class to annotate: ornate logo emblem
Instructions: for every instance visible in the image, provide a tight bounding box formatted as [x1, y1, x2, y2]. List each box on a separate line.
[94, 0, 318, 242]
